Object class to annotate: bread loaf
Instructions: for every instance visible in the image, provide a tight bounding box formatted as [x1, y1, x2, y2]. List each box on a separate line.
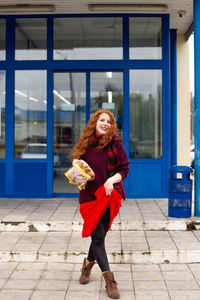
[65, 159, 95, 190]
[73, 159, 95, 181]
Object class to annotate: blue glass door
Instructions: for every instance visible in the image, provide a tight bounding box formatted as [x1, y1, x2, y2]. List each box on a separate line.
[53, 71, 124, 195]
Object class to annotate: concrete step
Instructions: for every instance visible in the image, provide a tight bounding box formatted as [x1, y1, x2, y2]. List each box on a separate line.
[1, 230, 200, 264]
[0, 219, 196, 232]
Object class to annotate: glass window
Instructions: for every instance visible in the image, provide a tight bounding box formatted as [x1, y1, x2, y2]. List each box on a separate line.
[53, 18, 123, 60]
[129, 17, 162, 59]
[15, 18, 47, 60]
[130, 70, 162, 158]
[53, 72, 86, 193]
[90, 72, 123, 139]
[0, 70, 5, 158]
[15, 70, 47, 158]
[0, 19, 6, 60]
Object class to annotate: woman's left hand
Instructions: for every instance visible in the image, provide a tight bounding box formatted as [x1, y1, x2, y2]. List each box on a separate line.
[104, 178, 114, 196]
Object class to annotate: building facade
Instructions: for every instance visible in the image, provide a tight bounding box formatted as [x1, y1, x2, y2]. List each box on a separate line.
[0, 2, 194, 199]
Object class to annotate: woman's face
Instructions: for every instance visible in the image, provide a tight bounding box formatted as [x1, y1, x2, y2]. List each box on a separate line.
[96, 113, 111, 135]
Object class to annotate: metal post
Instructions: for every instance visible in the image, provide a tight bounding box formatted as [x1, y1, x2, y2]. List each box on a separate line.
[194, 0, 200, 215]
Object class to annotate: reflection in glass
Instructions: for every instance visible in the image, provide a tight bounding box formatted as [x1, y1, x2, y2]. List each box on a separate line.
[90, 72, 123, 139]
[53, 72, 86, 193]
[15, 71, 47, 158]
[130, 70, 162, 158]
[0, 70, 5, 158]
[15, 18, 47, 60]
[53, 18, 123, 60]
[129, 18, 162, 59]
[0, 19, 6, 60]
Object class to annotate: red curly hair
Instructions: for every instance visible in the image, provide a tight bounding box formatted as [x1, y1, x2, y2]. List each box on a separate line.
[71, 109, 119, 159]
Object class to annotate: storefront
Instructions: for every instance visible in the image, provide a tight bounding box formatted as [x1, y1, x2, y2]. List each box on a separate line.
[0, 14, 171, 198]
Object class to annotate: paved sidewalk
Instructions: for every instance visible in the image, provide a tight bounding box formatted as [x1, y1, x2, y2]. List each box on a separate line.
[0, 198, 199, 231]
[0, 198, 200, 264]
[0, 262, 200, 300]
[1, 197, 200, 299]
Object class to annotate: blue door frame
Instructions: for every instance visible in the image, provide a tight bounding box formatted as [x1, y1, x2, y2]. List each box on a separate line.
[0, 13, 171, 198]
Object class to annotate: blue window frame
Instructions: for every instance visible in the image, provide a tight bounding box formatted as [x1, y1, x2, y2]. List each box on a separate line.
[0, 13, 170, 198]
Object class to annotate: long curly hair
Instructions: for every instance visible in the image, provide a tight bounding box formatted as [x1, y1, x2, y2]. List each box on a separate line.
[71, 109, 119, 159]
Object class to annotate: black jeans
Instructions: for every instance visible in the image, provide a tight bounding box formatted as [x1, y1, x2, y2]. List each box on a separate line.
[87, 205, 110, 272]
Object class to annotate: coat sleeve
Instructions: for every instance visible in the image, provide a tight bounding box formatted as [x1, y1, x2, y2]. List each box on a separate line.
[117, 141, 130, 180]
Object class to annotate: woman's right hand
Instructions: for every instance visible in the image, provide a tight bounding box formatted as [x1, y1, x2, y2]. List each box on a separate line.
[104, 178, 114, 196]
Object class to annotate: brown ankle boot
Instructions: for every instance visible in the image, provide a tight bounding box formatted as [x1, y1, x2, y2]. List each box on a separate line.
[79, 258, 95, 284]
[103, 270, 120, 299]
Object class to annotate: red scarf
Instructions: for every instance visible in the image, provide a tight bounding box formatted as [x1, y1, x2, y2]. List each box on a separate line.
[91, 134, 126, 200]
[80, 185, 122, 237]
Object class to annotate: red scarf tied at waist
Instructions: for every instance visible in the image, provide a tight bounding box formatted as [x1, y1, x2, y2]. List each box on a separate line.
[80, 185, 122, 238]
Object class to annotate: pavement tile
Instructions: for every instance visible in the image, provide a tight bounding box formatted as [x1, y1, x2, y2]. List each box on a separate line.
[45, 263, 74, 271]
[165, 280, 199, 290]
[132, 264, 160, 271]
[0, 243, 20, 251]
[12, 232, 47, 252]
[121, 231, 148, 251]
[132, 271, 163, 281]
[10, 270, 42, 280]
[16, 262, 46, 270]
[135, 290, 170, 300]
[43, 232, 71, 243]
[145, 231, 170, 237]
[36, 280, 70, 291]
[65, 291, 100, 300]
[113, 271, 132, 281]
[0, 269, 14, 279]
[0, 263, 18, 270]
[0, 290, 32, 300]
[40, 270, 72, 281]
[28, 213, 53, 221]
[67, 232, 90, 253]
[147, 236, 177, 250]
[39, 243, 68, 252]
[12, 243, 42, 252]
[188, 263, 200, 272]
[134, 280, 167, 291]
[109, 264, 131, 272]
[30, 290, 66, 300]
[174, 243, 200, 250]
[105, 231, 121, 252]
[189, 269, 200, 280]
[3, 279, 37, 290]
[68, 279, 101, 291]
[0, 232, 23, 244]
[0, 279, 6, 289]
[160, 264, 189, 271]
[193, 231, 200, 239]
[162, 270, 194, 281]
[169, 290, 200, 300]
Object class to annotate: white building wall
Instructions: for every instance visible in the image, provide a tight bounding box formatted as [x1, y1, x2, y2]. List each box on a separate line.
[177, 33, 190, 166]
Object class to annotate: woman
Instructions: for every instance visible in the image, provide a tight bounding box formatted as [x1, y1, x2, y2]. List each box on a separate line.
[71, 109, 129, 299]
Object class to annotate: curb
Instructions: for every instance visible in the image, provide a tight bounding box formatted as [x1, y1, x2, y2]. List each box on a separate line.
[0, 220, 192, 232]
[1, 249, 200, 264]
